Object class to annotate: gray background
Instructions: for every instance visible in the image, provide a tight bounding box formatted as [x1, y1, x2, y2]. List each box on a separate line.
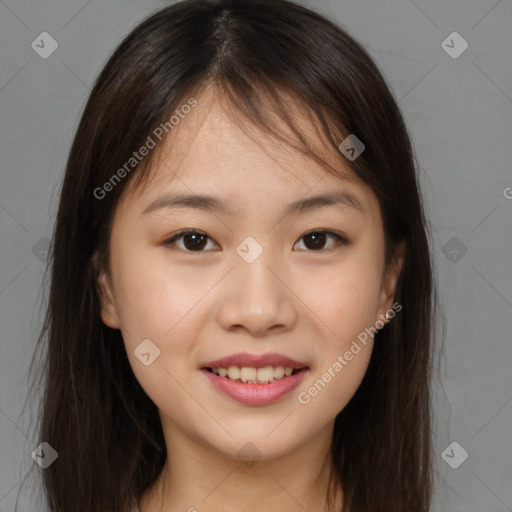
[1, 0, 511, 510]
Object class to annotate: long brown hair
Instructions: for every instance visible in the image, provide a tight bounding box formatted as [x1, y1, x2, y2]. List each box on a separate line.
[24, 0, 441, 510]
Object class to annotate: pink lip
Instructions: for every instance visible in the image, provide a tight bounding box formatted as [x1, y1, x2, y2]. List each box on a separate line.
[200, 367, 310, 405]
[200, 352, 309, 370]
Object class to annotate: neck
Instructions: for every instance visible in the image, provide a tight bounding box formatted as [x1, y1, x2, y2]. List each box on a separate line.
[139, 419, 343, 512]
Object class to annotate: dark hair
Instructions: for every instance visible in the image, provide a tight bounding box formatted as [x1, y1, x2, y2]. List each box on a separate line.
[25, 0, 440, 510]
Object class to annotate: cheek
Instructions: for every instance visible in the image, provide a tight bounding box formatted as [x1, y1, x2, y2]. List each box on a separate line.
[110, 246, 212, 394]
[297, 251, 382, 410]
[112, 241, 209, 337]
[115, 254, 208, 413]
[304, 255, 383, 340]
[297, 347, 372, 423]
[296, 264, 379, 416]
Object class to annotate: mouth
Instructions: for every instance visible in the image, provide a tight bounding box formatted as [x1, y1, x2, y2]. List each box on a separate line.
[202, 365, 306, 384]
[200, 365, 310, 405]
[199, 352, 310, 404]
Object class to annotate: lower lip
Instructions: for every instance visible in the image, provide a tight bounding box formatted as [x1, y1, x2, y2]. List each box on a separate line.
[200, 368, 309, 405]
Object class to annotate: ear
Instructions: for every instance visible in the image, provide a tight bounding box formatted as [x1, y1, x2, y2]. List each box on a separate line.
[377, 240, 405, 321]
[91, 250, 121, 329]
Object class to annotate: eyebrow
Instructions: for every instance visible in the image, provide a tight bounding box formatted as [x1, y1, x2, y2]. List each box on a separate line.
[142, 190, 367, 217]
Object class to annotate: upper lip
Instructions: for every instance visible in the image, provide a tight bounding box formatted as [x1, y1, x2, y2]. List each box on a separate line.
[200, 352, 309, 369]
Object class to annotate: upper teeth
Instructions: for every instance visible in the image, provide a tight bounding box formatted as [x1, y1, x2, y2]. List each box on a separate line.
[211, 365, 295, 383]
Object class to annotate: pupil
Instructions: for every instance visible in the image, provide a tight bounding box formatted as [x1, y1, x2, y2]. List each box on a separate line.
[305, 233, 325, 250]
[185, 233, 207, 251]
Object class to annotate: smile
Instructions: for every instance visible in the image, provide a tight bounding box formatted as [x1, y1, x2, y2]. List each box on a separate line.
[200, 366, 309, 405]
[205, 365, 301, 384]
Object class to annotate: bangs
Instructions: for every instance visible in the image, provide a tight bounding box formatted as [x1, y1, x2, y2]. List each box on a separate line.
[126, 76, 357, 199]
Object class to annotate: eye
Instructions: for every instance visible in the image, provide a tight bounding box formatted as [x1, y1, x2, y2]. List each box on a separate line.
[164, 230, 219, 252]
[164, 229, 347, 253]
[293, 230, 347, 251]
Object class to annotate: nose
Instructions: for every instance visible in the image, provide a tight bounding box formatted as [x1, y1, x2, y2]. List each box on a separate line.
[215, 251, 298, 337]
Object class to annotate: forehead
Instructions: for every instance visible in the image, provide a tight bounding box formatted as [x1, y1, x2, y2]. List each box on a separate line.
[119, 84, 378, 218]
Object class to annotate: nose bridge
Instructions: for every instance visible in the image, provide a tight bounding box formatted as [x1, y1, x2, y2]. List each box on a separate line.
[234, 238, 284, 307]
[215, 236, 297, 335]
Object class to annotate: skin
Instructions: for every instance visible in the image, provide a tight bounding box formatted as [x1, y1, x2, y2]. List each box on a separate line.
[95, 84, 404, 512]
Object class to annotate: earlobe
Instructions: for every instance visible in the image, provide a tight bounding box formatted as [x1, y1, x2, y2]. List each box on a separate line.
[378, 241, 406, 321]
[92, 251, 120, 329]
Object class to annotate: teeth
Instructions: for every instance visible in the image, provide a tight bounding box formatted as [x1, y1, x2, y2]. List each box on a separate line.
[274, 366, 285, 379]
[210, 365, 297, 383]
[239, 366, 256, 382]
[257, 366, 274, 382]
[227, 366, 240, 380]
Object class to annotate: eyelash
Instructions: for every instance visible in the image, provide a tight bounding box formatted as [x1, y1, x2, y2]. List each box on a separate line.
[163, 229, 348, 253]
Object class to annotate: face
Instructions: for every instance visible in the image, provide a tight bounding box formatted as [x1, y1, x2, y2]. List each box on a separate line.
[95, 85, 404, 462]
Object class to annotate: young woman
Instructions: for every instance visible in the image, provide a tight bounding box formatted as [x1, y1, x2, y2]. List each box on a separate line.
[27, 0, 440, 510]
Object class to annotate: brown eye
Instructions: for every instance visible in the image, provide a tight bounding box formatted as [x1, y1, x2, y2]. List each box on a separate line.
[164, 229, 347, 253]
[165, 230, 218, 252]
[294, 231, 347, 251]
